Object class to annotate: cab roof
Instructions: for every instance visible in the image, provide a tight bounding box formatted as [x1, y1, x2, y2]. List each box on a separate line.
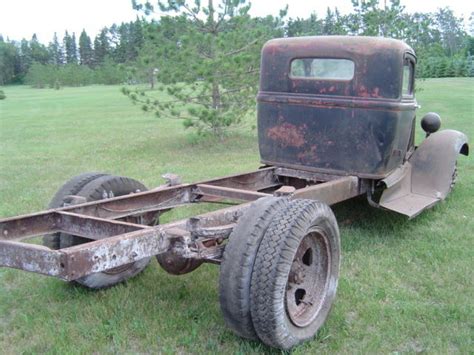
[260, 36, 416, 99]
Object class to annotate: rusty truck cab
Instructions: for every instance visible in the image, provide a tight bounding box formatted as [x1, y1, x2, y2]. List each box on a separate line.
[258, 36, 417, 179]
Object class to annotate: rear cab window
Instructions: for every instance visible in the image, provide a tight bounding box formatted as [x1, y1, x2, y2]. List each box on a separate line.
[290, 58, 355, 80]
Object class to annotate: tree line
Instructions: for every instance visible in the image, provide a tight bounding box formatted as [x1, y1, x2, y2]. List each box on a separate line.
[0, 19, 144, 86]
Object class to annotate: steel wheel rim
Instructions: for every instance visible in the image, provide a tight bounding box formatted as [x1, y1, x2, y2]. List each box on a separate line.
[285, 228, 331, 327]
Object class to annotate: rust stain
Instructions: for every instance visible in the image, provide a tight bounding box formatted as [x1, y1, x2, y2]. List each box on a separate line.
[297, 145, 319, 162]
[267, 123, 306, 148]
[358, 85, 381, 98]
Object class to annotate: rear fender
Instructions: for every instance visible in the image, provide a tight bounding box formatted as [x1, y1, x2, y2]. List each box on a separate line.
[378, 129, 468, 218]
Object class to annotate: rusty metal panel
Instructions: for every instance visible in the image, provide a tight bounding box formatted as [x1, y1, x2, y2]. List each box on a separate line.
[0, 241, 64, 277]
[203, 166, 279, 190]
[379, 129, 469, 218]
[68, 184, 194, 219]
[276, 167, 351, 183]
[0, 212, 58, 240]
[60, 228, 167, 280]
[292, 176, 361, 205]
[260, 36, 414, 98]
[194, 184, 270, 201]
[258, 36, 417, 178]
[410, 130, 468, 200]
[259, 102, 415, 178]
[57, 212, 148, 240]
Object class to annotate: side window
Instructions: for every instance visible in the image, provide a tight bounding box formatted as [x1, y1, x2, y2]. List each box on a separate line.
[402, 58, 414, 96]
[290, 58, 355, 80]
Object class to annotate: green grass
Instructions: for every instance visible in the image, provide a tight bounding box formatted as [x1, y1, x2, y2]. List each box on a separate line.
[0, 79, 472, 354]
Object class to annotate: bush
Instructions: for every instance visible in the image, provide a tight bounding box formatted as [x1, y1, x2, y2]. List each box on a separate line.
[0, 90, 5, 100]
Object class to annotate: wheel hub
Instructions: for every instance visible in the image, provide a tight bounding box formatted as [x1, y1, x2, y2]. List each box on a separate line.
[285, 229, 331, 328]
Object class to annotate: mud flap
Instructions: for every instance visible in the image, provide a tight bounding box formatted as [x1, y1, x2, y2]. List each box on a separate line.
[379, 129, 468, 218]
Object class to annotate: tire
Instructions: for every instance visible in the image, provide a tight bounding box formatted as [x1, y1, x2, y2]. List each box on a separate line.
[43, 172, 109, 249]
[250, 199, 341, 350]
[219, 196, 290, 340]
[59, 175, 152, 289]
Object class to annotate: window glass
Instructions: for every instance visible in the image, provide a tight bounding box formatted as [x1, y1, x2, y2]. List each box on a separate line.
[402, 62, 413, 96]
[290, 58, 354, 80]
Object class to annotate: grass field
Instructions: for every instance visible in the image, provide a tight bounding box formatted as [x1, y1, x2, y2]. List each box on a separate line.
[0, 78, 472, 354]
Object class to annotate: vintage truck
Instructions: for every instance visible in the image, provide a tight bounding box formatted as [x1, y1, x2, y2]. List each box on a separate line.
[0, 36, 469, 350]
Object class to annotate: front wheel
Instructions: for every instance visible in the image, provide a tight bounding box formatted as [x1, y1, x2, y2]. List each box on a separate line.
[250, 199, 341, 350]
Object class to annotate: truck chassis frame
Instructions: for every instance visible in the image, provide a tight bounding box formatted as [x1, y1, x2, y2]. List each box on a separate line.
[0, 167, 366, 281]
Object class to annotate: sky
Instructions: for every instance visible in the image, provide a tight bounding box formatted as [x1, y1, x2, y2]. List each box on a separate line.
[0, 0, 472, 43]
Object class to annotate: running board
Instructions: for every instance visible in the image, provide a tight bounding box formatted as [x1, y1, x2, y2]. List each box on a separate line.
[378, 163, 440, 219]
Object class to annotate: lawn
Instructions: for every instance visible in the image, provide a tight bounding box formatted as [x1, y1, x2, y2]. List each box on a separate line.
[0, 79, 472, 354]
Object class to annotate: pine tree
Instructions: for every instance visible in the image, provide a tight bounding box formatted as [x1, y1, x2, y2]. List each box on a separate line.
[30, 34, 50, 64]
[93, 28, 110, 67]
[323, 8, 336, 35]
[64, 31, 78, 64]
[19, 39, 32, 78]
[126, 0, 285, 137]
[79, 30, 94, 67]
[0, 38, 18, 84]
[48, 33, 64, 66]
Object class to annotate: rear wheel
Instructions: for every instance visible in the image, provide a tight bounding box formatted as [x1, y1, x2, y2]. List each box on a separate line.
[45, 173, 152, 289]
[219, 196, 290, 340]
[250, 199, 340, 350]
[43, 172, 109, 249]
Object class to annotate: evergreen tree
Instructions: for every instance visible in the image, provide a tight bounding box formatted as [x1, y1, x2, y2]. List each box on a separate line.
[435, 8, 466, 57]
[79, 29, 94, 66]
[19, 39, 32, 78]
[323, 8, 336, 35]
[129, 18, 144, 60]
[93, 28, 110, 67]
[350, 0, 406, 37]
[286, 14, 323, 37]
[0, 38, 18, 84]
[64, 31, 78, 64]
[48, 32, 64, 66]
[30, 34, 50, 64]
[126, 0, 285, 136]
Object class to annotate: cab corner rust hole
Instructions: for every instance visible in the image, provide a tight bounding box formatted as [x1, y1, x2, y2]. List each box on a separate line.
[295, 288, 306, 306]
[302, 248, 313, 265]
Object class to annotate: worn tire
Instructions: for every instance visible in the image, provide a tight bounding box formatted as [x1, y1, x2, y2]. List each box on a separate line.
[219, 196, 290, 340]
[59, 175, 151, 289]
[43, 172, 109, 249]
[250, 199, 340, 350]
